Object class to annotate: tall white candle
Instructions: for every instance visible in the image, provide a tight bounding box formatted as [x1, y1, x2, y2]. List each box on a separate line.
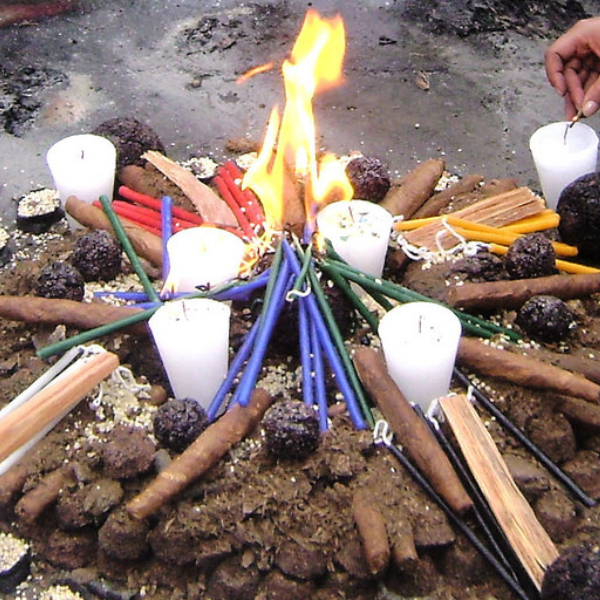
[148, 298, 231, 409]
[529, 121, 598, 210]
[46, 134, 117, 204]
[378, 302, 462, 411]
[316, 200, 393, 277]
[164, 227, 247, 293]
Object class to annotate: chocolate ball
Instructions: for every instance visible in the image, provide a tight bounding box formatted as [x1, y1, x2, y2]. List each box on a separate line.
[71, 230, 122, 282]
[541, 543, 600, 600]
[504, 232, 557, 279]
[515, 295, 577, 343]
[262, 399, 320, 460]
[36, 261, 85, 301]
[153, 398, 208, 453]
[345, 156, 391, 202]
[558, 172, 600, 262]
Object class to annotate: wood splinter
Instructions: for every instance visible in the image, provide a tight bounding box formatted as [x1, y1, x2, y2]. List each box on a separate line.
[439, 394, 559, 591]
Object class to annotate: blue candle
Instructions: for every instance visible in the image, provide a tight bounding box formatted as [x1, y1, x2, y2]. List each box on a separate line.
[310, 319, 329, 432]
[161, 196, 173, 282]
[298, 300, 313, 408]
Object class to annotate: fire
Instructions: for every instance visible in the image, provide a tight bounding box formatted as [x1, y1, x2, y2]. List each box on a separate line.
[242, 10, 353, 234]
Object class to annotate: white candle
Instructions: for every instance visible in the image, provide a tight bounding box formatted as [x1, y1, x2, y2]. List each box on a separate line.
[316, 200, 393, 277]
[378, 302, 462, 411]
[46, 134, 117, 204]
[529, 121, 599, 210]
[148, 298, 231, 409]
[164, 227, 247, 293]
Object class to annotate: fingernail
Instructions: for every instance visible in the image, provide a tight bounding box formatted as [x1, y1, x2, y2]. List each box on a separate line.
[583, 101, 599, 117]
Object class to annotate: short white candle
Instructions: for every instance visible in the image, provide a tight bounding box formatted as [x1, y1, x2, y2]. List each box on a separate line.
[529, 121, 599, 210]
[164, 227, 247, 293]
[46, 134, 117, 204]
[316, 199, 393, 277]
[378, 302, 462, 411]
[148, 298, 231, 409]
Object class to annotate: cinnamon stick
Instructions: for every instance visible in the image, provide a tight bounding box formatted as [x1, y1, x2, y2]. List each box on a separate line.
[448, 272, 600, 312]
[352, 491, 391, 576]
[0, 0, 76, 28]
[352, 347, 472, 514]
[404, 187, 545, 250]
[0, 295, 147, 333]
[556, 396, 600, 432]
[66, 196, 163, 267]
[15, 464, 75, 523]
[505, 345, 600, 385]
[411, 174, 484, 219]
[439, 394, 559, 590]
[0, 351, 119, 464]
[380, 158, 446, 218]
[391, 518, 419, 569]
[142, 151, 237, 226]
[127, 388, 273, 520]
[0, 462, 30, 508]
[457, 337, 600, 404]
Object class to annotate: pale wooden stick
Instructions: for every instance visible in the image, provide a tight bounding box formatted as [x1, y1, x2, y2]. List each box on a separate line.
[439, 394, 559, 590]
[142, 151, 237, 226]
[0, 351, 119, 464]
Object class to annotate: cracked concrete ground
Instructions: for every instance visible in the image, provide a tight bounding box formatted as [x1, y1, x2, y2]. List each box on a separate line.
[0, 0, 598, 221]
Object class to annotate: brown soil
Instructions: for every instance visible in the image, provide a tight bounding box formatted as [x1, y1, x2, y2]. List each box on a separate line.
[3, 176, 600, 600]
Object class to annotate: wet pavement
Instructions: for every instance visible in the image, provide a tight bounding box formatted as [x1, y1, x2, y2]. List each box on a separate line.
[0, 0, 596, 221]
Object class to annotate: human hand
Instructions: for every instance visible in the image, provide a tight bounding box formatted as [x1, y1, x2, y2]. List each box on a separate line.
[545, 17, 600, 119]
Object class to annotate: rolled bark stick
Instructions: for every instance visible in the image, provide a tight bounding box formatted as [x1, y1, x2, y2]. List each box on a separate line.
[505, 344, 600, 385]
[0, 0, 76, 28]
[142, 151, 237, 226]
[15, 464, 75, 522]
[557, 396, 600, 431]
[352, 491, 391, 576]
[380, 158, 446, 218]
[0, 295, 147, 333]
[353, 347, 472, 514]
[65, 196, 163, 267]
[448, 273, 600, 312]
[411, 174, 484, 219]
[127, 388, 273, 520]
[0, 462, 30, 508]
[0, 351, 119, 464]
[391, 518, 419, 569]
[458, 337, 600, 404]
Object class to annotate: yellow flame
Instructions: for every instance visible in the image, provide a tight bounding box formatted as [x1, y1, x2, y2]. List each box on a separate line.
[242, 10, 353, 233]
[236, 62, 275, 85]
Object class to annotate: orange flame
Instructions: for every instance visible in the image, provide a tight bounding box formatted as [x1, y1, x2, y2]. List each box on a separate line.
[242, 10, 353, 233]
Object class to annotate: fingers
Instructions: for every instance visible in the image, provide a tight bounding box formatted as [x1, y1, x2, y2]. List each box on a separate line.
[582, 75, 600, 116]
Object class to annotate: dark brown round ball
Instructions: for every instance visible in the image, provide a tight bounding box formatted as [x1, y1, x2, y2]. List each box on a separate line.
[345, 156, 391, 202]
[558, 172, 600, 262]
[153, 398, 208, 453]
[515, 295, 577, 343]
[36, 261, 84, 301]
[541, 543, 600, 600]
[71, 230, 122, 282]
[262, 399, 320, 460]
[93, 117, 165, 171]
[504, 232, 557, 279]
[450, 250, 505, 282]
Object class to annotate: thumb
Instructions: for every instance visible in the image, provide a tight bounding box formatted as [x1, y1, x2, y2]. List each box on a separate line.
[582, 80, 600, 117]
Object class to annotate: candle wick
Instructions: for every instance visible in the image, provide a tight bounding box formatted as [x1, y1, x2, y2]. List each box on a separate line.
[348, 205, 355, 224]
[81, 150, 85, 160]
[418, 315, 422, 334]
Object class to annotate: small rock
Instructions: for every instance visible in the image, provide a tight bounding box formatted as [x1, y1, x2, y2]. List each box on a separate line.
[207, 555, 260, 600]
[504, 453, 551, 500]
[535, 489, 578, 543]
[274, 540, 327, 580]
[100, 425, 155, 480]
[98, 508, 150, 562]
